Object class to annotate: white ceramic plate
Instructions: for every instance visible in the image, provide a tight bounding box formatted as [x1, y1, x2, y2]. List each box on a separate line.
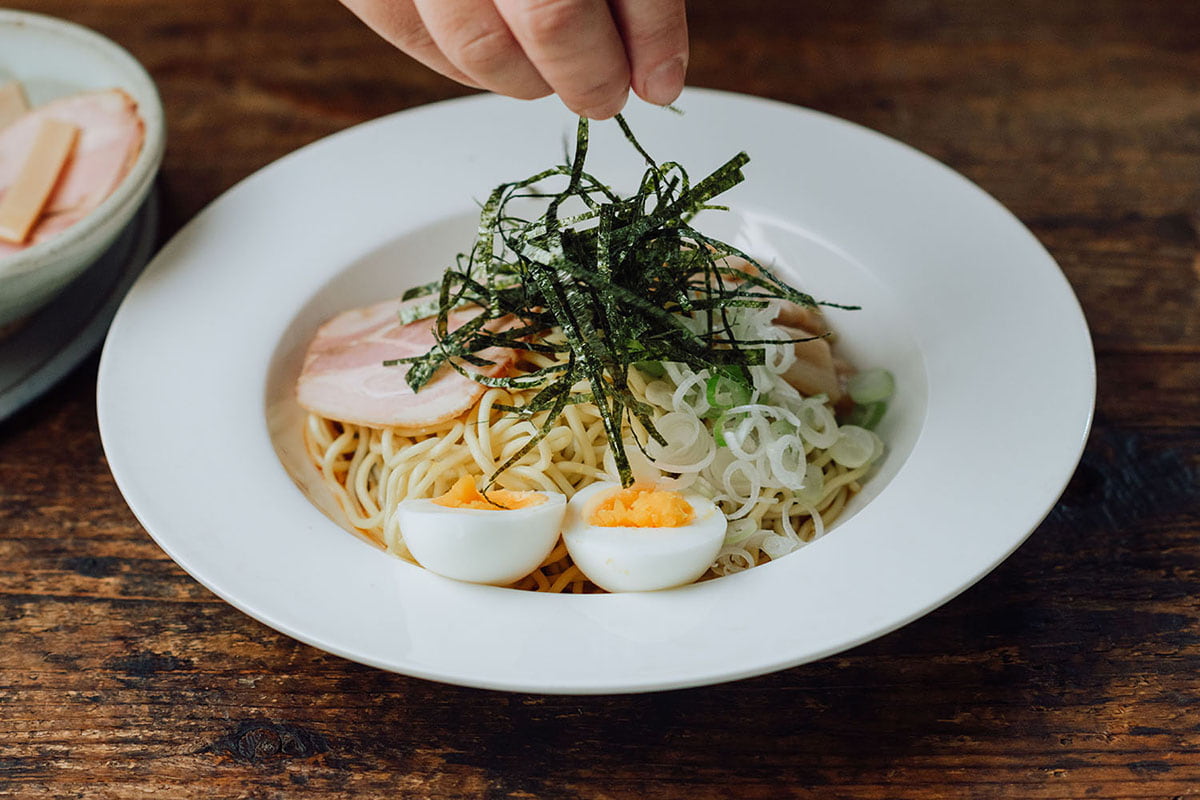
[98, 90, 1094, 694]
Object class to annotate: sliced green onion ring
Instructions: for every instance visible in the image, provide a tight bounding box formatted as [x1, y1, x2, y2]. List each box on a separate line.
[705, 373, 753, 412]
[846, 400, 887, 430]
[847, 368, 895, 405]
[633, 360, 666, 379]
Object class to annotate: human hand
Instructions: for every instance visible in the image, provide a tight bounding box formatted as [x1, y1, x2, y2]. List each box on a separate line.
[340, 0, 688, 119]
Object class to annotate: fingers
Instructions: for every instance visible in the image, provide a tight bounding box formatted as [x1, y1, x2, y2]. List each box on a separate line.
[494, 0, 630, 119]
[338, 0, 482, 88]
[342, 0, 690, 119]
[610, 0, 689, 107]
[412, 0, 552, 100]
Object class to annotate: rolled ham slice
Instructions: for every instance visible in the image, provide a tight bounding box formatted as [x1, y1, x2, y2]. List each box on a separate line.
[0, 89, 143, 257]
[711, 256, 831, 336]
[778, 324, 844, 404]
[773, 299, 827, 337]
[297, 297, 517, 429]
[714, 257, 848, 402]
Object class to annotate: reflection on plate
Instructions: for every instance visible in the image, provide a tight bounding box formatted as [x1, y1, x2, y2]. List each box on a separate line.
[97, 91, 1094, 693]
[0, 186, 158, 422]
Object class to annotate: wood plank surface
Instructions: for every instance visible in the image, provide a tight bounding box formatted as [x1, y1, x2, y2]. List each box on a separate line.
[1, 1, 1198, 797]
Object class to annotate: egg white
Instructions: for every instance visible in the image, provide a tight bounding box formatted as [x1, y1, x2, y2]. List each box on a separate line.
[562, 482, 726, 593]
[397, 491, 566, 586]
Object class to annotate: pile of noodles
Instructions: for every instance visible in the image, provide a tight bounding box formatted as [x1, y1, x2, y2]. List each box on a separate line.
[303, 302, 883, 593]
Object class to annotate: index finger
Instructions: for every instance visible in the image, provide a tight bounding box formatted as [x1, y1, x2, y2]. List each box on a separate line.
[611, 0, 688, 107]
[493, 0, 630, 119]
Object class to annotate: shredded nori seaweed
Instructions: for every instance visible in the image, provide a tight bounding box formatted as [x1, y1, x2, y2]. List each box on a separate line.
[392, 114, 855, 487]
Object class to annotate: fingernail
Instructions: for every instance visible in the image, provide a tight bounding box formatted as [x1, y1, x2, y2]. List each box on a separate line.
[643, 57, 686, 106]
[576, 88, 629, 120]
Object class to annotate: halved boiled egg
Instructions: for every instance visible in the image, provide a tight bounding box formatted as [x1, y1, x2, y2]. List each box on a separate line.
[396, 476, 566, 586]
[563, 481, 726, 593]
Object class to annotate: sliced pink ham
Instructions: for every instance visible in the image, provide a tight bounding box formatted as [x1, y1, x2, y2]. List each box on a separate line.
[0, 89, 144, 257]
[711, 256, 832, 337]
[713, 257, 848, 402]
[778, 324, 845, 404]
[297, 297, 518, 429]
[773, 300, 828, 337]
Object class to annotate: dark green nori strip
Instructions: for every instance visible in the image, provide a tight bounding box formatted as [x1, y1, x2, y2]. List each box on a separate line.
[395, 113, 854, 487]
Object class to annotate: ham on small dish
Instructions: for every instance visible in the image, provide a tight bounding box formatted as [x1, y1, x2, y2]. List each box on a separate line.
[0, 89, 144, 257]
[297, 297, 517, 429]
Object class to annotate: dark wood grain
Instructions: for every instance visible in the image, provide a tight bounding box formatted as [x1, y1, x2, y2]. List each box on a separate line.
[1, 1, 1198, 797]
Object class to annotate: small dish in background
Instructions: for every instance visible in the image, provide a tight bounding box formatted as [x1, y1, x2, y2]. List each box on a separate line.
[0, 10, 165, 329]
[0, 186, 158, 424]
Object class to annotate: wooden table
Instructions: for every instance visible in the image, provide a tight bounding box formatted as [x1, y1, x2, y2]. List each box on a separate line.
[2, 1, 1198, 797]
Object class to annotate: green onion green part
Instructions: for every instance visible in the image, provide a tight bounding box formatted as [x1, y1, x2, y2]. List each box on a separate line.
[846, 368, 895, 405]
[845, 400, 888, 430]
[633, 360, 666, 379]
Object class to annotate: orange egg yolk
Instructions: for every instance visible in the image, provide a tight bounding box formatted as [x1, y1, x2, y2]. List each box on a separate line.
[432, 475, 545, 510]
[588, 484, 695, 528]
